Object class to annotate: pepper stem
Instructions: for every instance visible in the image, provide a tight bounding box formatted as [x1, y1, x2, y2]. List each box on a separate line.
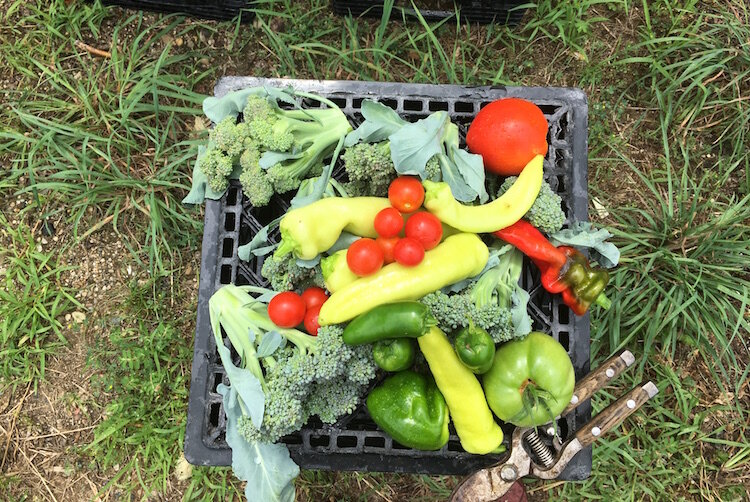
[595, 292, 611, 310]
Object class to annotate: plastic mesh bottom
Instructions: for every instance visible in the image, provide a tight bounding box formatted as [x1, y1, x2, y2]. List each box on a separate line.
[331, 0, 527, 24]
[185, 79, 591, 478]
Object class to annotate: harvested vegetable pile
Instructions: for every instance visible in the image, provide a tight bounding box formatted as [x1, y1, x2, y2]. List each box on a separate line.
[184, 87, 619, 502]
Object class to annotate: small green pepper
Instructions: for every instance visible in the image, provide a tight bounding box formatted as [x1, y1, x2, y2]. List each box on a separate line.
[373, 339, 416, 372]
[342, 302, 436, 346]
[454, 324, 496, 374]
[366, 371, 449, 451]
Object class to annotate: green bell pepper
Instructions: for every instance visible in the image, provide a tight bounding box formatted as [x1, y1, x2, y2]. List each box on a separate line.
[454, 324, 495, 374]
[366, 371, 449, 451]
[343, 302, 436, 346]
[482, 331, 575, 427]
[373, 339, 416, 372]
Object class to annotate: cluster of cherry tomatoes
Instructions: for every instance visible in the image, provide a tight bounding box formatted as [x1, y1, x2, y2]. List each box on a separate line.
[346, 176, 443, 277]
[267, 286, 328, 335]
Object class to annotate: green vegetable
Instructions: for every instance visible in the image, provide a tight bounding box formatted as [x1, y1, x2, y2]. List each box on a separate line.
[418, 326, 504, 454]
[318, 233, 489, 325]
[499, 176, 565, 234]
[209, 285, 377, 444]
[275, 197, 391, 260]
[373, 339, 416, 372]
[483, 331, 575, 427]
[342, 141, 439, 197]
[366, 371, 449, 451]
[321, 249, 359, 293]
[420, 290, 512, 343]
[550, 221, 621, 268]
[261, 253, 324, 293]
[342, 302, 436, 345]
[454, 324, 495, 374]
[198, 147, 235, 193]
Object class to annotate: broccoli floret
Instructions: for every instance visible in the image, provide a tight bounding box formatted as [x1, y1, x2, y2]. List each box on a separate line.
[499, 177, 565, 234]
[241, 96, 352, 193]
[344, 344, 377, 386]
[260, 254, 325, 293]
[420, 290, 512, 343]
[210, 116, 248, 161]
[342, 142, 398, 197]
[305, 380, 365, 424]
[198, 149, 234, 193]
[425, 156, 441, 181]
[239, 144, 274, 207]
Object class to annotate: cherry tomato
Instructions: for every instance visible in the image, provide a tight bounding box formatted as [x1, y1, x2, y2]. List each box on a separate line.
[304, 305, 322, 336]
[301, 286, 328, 310]
[393, 237, 425, 266]
[405, 212, 443, 250]
[466, 98, 548, 176]
[346, 238, 384, 276]
[374, 207, 404, 238]
[376, 236, 399, 264]
[388, 176, 425, 213]
[268, 291, 306, 328]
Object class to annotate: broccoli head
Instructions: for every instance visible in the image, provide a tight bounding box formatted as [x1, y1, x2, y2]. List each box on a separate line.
[241, 95, 352, 193]
[239, 143, 274, 207]
[342, 141, 398, 197]
[198, 148, 234, 193]
[499, 177, 565, 234]
[420, 290, 513, 343]
[260, 254, 325, 293]
[209, 116, 249, 161]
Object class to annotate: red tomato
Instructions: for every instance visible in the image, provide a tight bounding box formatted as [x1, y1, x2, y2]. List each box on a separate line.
[388, 176, 425, 213]
[376, 236, 399, 264]
[304, 305, 321, 336]
[466, 98, 548, 176]
[405, 212, 443, 250]
[393, 237, 425, 266]
[268, 291, 306, 328]
[346, 238, 384, 276]
[301, 286, 328, 310]
[374, 207, 404, 238]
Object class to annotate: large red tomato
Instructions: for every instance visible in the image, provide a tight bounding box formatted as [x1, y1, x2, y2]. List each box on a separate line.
[466, 98, 548, 176]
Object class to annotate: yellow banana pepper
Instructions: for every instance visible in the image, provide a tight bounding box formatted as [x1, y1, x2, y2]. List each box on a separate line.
[422, 155, 544, 233]
[418, 326, 504, 454]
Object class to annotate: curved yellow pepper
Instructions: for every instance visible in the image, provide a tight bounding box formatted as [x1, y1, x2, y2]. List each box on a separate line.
[320, 249, 358, 293]
[418, 326, 504, 454]
[422, 155, 544, 234]
[318, 233, 488, 325]
[275, 197, 391, 260]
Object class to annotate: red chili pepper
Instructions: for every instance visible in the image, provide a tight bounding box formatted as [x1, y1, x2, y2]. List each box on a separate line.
[493, 220, 611, 316]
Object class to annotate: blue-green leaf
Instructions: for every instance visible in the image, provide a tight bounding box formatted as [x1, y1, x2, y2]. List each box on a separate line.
[215, 342, 264, 428]
[510, 287, 532, 337]
[218, 384, 299, 502]
[325, 232, 360, 254]
[290, 137, 344, 208]
[296, 256, 321, 268]
[389, 112, 449, 178]
[438, 154, 477, 203]
[260, 151, 303, 169]
[344, 100, 407, 146]
[450, 146, 488, 203]
[256, 331, 285, 358]
[202, 87, 266, 124]
[550, 222, 620, 268]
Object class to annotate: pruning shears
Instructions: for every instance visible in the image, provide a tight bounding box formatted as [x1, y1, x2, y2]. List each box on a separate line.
[450, 350, 658, 502]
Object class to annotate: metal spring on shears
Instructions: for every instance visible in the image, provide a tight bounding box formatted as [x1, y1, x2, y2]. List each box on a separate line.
[525, 430, 555, 468]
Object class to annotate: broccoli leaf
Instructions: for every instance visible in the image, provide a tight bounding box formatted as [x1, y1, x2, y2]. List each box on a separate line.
[296, 257, 321, 268]
[389, 112, 449, 179]
[344, 100, 407, 147]
[256, 331, 285, 358]
[260, 151, 304, 169]
[550, 222, 620, 268]
[203, 87, 267, 124]
[450, 146, 489, 203]
[510, 288, 532, 338]
[290, 137, 344, 209]
[214, 340, 265, 428]
[325, 232, 360, 254]
[437, 153, 479, 203]
[238, 216, 284, 262]
[218, 384, 299, 502]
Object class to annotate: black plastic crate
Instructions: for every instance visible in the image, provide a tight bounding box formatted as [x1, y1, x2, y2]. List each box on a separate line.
[102, 0, 254, 21]
[185, 78, 591, 479]
[331, 0, 527, 24]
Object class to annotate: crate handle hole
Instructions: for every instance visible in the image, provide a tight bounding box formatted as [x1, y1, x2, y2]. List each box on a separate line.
[364, 436, 385, 448]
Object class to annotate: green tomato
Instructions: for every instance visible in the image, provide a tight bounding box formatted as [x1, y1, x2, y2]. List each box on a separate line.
[482, 332, 574, 427]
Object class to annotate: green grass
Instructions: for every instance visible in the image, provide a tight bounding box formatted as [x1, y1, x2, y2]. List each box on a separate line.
[1, 0, 748, 500]
[0, 212, 78, 388]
